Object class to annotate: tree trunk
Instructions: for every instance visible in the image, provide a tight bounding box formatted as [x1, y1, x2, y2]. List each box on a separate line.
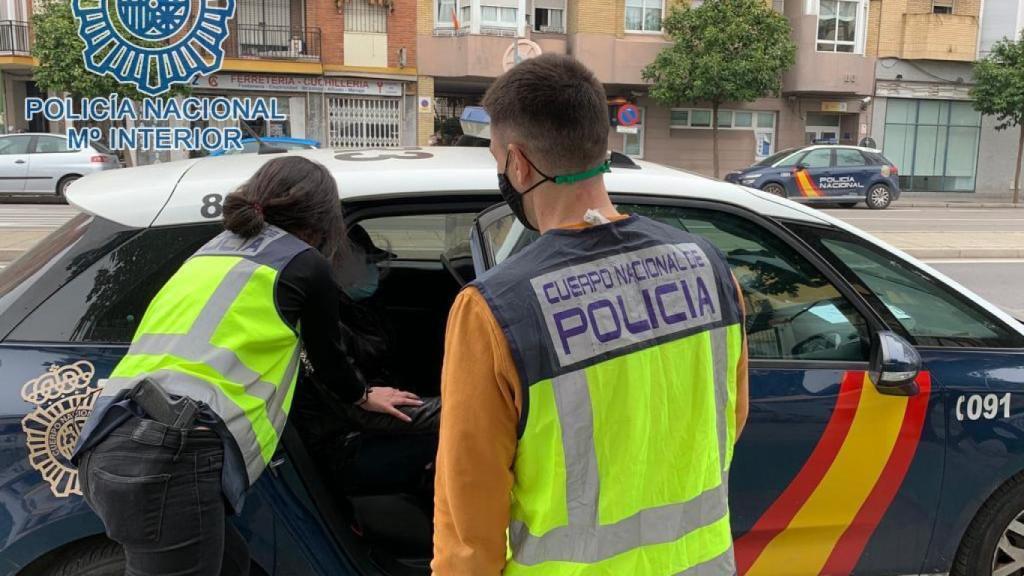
[1015, 123, 1024, 205]
[712, 102, 720, 179]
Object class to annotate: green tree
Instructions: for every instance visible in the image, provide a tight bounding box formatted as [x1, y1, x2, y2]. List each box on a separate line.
[642, 0, 795, 178]
[32, 0, 191, 99]
[972, 32, 1024, 204]
[32, 0, 145, 99]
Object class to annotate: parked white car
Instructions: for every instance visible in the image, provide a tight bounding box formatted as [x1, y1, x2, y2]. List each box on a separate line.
[0, 133, 120, 200]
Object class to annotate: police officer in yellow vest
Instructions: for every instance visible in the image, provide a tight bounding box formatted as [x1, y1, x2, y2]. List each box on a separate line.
[72, 156, 422, 576]
[432, 55, 750, 575]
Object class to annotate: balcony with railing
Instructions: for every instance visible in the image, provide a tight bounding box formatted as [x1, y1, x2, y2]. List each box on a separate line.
[225, 24, 321, 61]
[0, 20, 30, 55]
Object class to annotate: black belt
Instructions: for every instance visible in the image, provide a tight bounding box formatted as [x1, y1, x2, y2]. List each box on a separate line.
[113, 416, 218, 451]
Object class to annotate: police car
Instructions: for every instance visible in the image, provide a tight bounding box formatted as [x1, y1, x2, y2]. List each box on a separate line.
[1, 147, 1022, 576]
[724, 145, 901, 209]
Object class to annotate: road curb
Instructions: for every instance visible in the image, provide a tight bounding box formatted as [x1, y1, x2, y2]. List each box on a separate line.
[895, 202, 1024, 209]
[904, 247, 1024, 259]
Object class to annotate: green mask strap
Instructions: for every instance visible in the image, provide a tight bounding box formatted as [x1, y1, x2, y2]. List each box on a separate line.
[552, 161, 612, 185]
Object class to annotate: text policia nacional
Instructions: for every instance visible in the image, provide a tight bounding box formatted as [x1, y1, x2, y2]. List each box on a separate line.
[25, 95, 287, 152]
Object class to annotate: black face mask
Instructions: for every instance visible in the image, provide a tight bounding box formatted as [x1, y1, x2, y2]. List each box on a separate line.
[497, 150, 549, 232]
[497, 149, 613, 232]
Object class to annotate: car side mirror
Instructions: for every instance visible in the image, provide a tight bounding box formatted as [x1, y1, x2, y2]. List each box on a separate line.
[869, 331, 921, 396]
[794, 162, 808, 171]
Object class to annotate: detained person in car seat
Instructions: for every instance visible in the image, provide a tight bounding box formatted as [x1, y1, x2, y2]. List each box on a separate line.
[71, 156, 423, 576]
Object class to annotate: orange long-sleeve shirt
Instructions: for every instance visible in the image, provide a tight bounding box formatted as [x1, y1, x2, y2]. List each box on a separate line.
[432, 256, 749, 576]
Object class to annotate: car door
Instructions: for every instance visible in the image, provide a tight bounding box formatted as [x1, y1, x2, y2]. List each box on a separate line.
[830, 148, 873, 200]
[470, 199, 944, 576]
[791, 148, 834, 200]
[793, 223, 1024, 575]
[0, 220, 352, 575]
[26, 135, 74, 194]
[0, 135, 34, 193]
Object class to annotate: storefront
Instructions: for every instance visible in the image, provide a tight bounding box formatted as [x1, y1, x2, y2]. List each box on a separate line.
[192, 72, 412, 149]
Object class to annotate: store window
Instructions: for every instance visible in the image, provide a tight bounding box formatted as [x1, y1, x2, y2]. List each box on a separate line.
[670, 108, 775, 131]
[625, 0, 663, 32]
[328, 96, 402, 149]
[346, 0, 388, 33]
[883, 99, 981, 192]
[817, 0, 863, 53]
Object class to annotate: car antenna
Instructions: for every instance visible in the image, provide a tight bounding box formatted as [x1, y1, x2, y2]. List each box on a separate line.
[240, 122, 287, 155]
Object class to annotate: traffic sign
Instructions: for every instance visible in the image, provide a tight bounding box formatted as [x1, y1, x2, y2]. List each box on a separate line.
[617, 104, 640, 127]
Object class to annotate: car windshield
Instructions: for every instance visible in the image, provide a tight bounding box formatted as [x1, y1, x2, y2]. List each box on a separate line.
[754, 148, 798, 167]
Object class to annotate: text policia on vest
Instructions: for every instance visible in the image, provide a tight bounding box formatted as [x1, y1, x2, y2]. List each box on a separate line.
[532, 242, 724, 365]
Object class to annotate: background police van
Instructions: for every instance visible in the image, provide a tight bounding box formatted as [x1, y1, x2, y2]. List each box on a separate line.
[1, 147, 1023, 576]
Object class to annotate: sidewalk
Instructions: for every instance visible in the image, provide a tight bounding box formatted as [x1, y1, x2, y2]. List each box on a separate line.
[0, 229, 53, 261]
[874, 232, 1024, 259]
[894, 201, 1024, 209]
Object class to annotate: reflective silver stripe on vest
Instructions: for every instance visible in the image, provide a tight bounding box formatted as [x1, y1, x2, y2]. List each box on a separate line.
[509, 326, 735, 567]
[101, 257, 302, 484]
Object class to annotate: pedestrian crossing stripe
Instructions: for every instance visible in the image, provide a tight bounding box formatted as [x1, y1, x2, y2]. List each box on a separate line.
[735, 371, 931, 575]
[795, 169, 825, 198]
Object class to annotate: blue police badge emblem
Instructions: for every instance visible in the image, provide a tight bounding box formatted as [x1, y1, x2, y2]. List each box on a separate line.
[72, 0, 235, 96]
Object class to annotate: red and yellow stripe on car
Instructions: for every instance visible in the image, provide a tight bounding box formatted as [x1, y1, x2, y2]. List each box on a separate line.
[736, 371, 932, 576]
[794, 169, 825, 198]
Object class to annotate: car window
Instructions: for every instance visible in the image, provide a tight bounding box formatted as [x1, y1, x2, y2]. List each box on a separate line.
[755, 148, 797, 167]
[481, 204, 870, 361]
[9, 224, 220, 343]
[34, 136, 70, 153]
[795, 226, 1024, 348]
[801, 149, 832, 168]
[359, 213, 478, 260]
[835, 149, 867, 167]
[0, 135, 32, 155]
[773, 150, 804, 168]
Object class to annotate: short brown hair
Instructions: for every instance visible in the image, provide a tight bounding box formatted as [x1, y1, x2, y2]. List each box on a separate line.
[482, 54, 609, 174]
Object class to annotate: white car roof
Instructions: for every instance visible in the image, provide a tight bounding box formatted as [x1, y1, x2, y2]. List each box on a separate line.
[67, 147, 832, 228]
[63, 146, 1024, 336]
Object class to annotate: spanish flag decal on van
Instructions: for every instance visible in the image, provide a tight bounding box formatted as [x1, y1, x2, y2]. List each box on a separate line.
[736, 371, 932, 576]
[794, 169, 825, 198]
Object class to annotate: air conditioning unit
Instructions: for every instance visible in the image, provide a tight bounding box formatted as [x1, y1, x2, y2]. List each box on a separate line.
[290, 37, 304, 55]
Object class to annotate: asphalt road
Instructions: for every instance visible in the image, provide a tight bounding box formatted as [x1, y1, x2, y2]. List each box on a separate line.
[928, 260, 1024, 318]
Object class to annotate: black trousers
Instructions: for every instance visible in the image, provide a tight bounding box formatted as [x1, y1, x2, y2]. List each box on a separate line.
[79, 417, 250, 576]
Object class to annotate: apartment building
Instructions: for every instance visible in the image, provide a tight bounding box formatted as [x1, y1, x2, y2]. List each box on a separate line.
[418, 0, 880, 176]
[3, 0, 427, 154]
[867, 0, 990, 196]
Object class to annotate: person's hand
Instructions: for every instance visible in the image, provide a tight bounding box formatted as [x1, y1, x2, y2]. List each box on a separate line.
[358, 387, 423, 422]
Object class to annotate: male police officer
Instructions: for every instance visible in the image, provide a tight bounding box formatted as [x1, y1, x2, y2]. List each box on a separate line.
[432, 54, 750, 575]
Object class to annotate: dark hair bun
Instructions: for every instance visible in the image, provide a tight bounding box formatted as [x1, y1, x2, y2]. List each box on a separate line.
[223, 192, 266, 238]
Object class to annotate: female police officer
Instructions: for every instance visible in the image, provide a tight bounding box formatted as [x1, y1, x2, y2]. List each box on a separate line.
[72, 156, 421, 576]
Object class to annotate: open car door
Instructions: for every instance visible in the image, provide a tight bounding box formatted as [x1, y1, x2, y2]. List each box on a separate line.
[468, 198, 943, 576]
